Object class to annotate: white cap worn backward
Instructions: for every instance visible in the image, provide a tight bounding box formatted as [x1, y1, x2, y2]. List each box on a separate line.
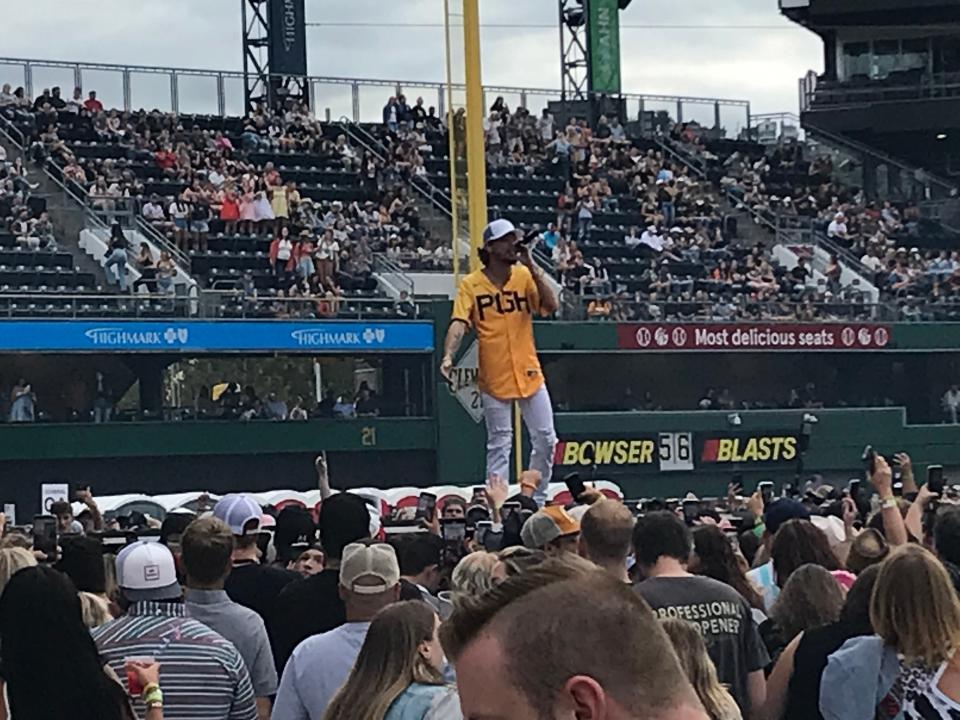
[482, 218, 519, 246]
[212, 493, 263, 536]
[339, 542, 400, 594]
[116, 540, 181, 601]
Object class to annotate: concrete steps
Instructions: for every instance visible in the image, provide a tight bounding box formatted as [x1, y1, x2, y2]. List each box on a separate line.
[0, 134, 111, 287]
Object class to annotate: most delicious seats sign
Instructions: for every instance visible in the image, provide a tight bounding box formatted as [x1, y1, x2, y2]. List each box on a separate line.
[616, 323, 891, 351]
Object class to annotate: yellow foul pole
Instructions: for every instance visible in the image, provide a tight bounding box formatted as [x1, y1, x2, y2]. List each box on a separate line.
[461, 0, 487, 273]
[461, 0, 522, 480]
[442, 0, 461, 284]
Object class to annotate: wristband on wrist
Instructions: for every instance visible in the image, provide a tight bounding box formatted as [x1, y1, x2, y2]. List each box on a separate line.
[881, 496, 898, 509]
[752, 523, 766, 539]
[142, 690, 163, 707]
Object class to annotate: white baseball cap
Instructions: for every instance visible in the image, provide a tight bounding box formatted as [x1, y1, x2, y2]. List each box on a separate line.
[482, 218, 519, 246]
[213, 494, 263, 536]
[116, 540, 180, 601]
[339, 542, 400, 594]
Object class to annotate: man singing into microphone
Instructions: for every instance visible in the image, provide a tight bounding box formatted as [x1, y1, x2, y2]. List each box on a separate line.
[440, 219, 559, 505]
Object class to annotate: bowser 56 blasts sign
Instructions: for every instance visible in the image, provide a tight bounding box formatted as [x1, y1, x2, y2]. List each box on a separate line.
[555, 438, 658, 467]
[554, 432, 799, 471]
[700, 435, 798, 464]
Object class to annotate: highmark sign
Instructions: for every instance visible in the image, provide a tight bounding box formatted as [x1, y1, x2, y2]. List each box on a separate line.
[0, 320, 434, 353]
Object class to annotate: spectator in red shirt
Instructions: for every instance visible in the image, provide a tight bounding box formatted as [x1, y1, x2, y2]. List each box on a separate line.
[82, 91, 103, 113]
[155, 145, 178, 174]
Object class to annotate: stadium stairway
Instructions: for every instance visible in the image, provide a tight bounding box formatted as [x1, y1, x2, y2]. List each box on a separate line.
[336, 119, 458, 250]
[0, 131, 111, 291]
[658, 133, 880, 300]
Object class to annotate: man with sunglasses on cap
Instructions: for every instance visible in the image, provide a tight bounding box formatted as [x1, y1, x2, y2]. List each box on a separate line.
[440, 218, 559, 505]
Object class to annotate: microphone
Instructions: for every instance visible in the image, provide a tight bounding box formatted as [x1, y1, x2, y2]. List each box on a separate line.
[516, 229, 540, 247]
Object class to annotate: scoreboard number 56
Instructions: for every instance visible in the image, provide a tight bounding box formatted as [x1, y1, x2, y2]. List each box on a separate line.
[658, 432, 694, 472]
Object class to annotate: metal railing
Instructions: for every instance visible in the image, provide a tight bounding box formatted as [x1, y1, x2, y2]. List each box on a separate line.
[771, 214, 877, 282]
[656, 134, 777, 232]
[0, 56, 751, 128]
[336, 116, 454, 222]
[0, 291, 419, 320]
[920, 198, 960, 233]
[52, 175, 191, 271]
[372, 254, 416, 298]
[0, 111, 113, 239]
[801, 71, 960, 111]
[336, 116, 560, 276]
[802, 121, 955, 199]
[0, 109, 191, 276]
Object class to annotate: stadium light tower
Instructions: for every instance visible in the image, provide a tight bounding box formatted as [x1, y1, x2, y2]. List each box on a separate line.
[241, 0, 309, 114]
[558, 0, 590, 101]
[558, 0, 631, 117]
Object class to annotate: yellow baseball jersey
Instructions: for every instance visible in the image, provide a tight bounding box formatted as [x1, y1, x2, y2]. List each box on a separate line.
[451, 265, 545, 400]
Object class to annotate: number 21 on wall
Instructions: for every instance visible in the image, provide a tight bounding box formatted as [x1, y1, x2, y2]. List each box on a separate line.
[658, 432, 694, 472]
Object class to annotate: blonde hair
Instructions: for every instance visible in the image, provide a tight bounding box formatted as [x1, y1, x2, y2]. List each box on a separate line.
[0, 532, 31, 551]
[660, 619, 743, 720]
[871, 544, 960, 667]
[0, 547, 37, 594]
[451, 552, 498, 603]
[79, 592, 112, 628]
[322, 601, 444, 720]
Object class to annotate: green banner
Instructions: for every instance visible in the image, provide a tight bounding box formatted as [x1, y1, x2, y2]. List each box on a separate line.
[588, 0, 622, 95]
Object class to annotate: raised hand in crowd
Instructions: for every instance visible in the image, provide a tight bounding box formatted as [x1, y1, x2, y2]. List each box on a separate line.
[894, 451, 917, 495]
[905, 478, 940, 542]
[518, 469, 541, 498]
[315, 452, 333, 499]
[841, 496, 858, 541]
[871, 454, 907, 546]
[75, 486, 103, 531]
[485, 473, 508, 523]
[746, 488, 764, 520]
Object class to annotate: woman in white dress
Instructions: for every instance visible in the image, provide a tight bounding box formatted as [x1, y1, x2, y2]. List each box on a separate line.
[252, 181, 274, 236]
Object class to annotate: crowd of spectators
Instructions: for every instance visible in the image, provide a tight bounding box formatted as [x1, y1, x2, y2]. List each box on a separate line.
[368, 97, 960, 321]
[1, 83, 444, 309]
[7, 81, 960, 323]
[674, 125, 960, 320]
[192, 381, 383, 422]
[1, 376, 393, 424]
[431, 98, 879, 322]
[6, 446, 960, 720]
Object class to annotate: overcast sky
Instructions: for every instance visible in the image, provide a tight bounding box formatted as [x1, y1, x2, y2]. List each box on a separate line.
[2, 0, 822, 130]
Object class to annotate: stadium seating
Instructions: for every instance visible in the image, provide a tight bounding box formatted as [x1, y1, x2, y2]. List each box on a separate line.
[6, 88, 960, 322]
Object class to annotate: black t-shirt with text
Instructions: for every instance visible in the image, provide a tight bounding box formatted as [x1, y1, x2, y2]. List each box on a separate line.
[635, 575, 769, 715]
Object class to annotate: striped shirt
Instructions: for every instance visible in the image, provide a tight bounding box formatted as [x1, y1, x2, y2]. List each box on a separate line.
[92, 601, 258, 720]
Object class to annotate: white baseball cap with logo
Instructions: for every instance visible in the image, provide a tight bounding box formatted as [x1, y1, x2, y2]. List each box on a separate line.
[482, 218, 520, 246]
[339, 542, 400, 595]
[116, 540, 181, 601]
[213, 493, 263, 536]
